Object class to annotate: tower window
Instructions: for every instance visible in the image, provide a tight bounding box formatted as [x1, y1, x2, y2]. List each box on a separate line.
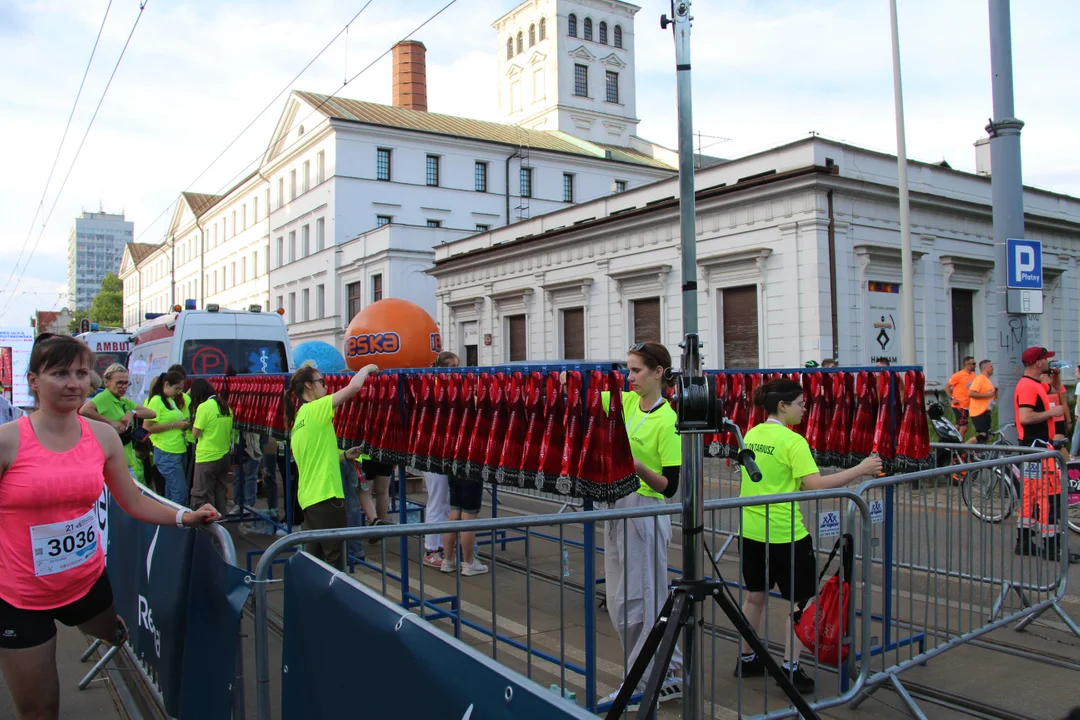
[606, 71, 619, 103]
[529, 23, 536, 47]
[539, 17, 546, 40]
[568, 13, 577, 37]
[574, 64, 588, 97]
[599, 21, 608, 44]
[614, 25, 623, 48]
[506, 37, 513, 60]
[516, 31, 523, 54]
[520, 168, 533, 199]
[583, 17, 592, 41]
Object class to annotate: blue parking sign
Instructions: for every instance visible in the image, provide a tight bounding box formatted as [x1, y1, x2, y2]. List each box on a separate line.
[1006, 238, 1042, 289]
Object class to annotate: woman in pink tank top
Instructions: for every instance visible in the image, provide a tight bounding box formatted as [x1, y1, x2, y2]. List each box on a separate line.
[0, 336, 221, 720]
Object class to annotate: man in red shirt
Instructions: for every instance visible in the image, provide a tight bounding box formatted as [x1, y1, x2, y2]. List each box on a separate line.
[1013, 347, 1072, 560]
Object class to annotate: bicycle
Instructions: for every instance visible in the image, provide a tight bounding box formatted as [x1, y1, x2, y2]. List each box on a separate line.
[959, 424, 1021, 523]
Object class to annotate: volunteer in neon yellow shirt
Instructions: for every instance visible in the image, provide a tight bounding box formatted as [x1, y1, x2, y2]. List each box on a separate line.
[79, 363, 156, 483]
[602, 342, 683, 705]
[143, 370, 191, 505]
[284, 362, 377, 570]
[190, 379, 235, 513]
[736, 378, 881, 694]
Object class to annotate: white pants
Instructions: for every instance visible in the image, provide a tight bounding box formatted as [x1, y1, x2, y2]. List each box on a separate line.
[424, 472, 450, 551]
[605, 492, 683, 685]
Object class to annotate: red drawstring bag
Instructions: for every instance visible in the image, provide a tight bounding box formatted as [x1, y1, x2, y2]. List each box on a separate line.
[408, 376, 433, 470]
[555, 371, 583, 496]
[383, 373, 407, 466]
[497, 373, 527, 487]
[450, 374, 478, 479]
[573, 371, 607, 500]
[535, 372, 567, 492]
[605, 370, 640, 501]
[518, 373, 546, 487]
[429, 374, 460, 476]
[795, 533, 854, 665]
[479, 374, 508, 483]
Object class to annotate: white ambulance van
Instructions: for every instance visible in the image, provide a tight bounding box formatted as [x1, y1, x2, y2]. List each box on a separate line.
[127, 304, 294, 403]
[74, 331, 133, 377]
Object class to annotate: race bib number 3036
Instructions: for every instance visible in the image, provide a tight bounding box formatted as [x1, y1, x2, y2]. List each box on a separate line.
[30, 509, 99, 577]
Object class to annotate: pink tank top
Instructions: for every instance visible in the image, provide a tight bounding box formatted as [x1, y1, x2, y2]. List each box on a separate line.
[0, 416, 106, 609]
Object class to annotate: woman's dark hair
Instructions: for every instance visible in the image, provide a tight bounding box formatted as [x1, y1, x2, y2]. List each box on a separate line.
[283, 365, 320, 428]
[28, 335, 95, 377]
[753, 378, 804, 415]
[432, 351, 460, 368]
[148, 370, 187, 410]
[628, 341, 675, 389]
[168, 364, 187, 377]
[189, 378, 230, 418]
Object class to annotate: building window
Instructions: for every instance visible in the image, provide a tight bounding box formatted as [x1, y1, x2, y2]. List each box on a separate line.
[606, 71, 619, 103]
[539, 17, 546, 40]
[562, 307, 585, 359]
[475, 224, 490, 232]
[213, 225, 218, 246]
[264, 189, 270, 215]
[276, 295, 284, 314]
[288, 231, 296, 263]
[475, 161, 488, 192]
[288, 292, 296, 324]
[563, 173, 574, 203]
[317, 150, 325, 183]
[568, 13, 577, 37]
[583, 17, 592, 41]
[253, 196, 259, 223]
[574, 64, 588, 96]
[316, 284, 325, 319]
[376, 148, 391, 181]
[511, 80, 522, 112]
[241, 205, 247, 230]
[426, 155, 439, 186]
[529, 23, 535, 46]
[251, 251, 257, 277]
[633, 297, 660, 345]
[277, 178, 284, 208]
[520, 167, 533, 198]
[377, 215, 392, 227]
[289, 169, 296, 200]
[316, 217, 325, 251]
[302, 160, 310, 193]
[599, 21, 608, 44]
[614, 25, 623, 48]
[347, 281, 362, 319]
[506, 37, 513, 60]
[302, 289, 310, 322]
[276, 237, 284, 267]
[301, 224, 310, 257]
[372, 274, 383, 302]
[516, 31, 523, 54]
[230, 262, 236, 287]
[614, 179, 628, 193]
[507, 315, 527, 361]
[426, 219, 442, 228]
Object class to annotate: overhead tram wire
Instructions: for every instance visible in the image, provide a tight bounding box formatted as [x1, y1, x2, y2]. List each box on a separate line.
[132, 0, 460, 247]
[131, 0, 378, 245]
[1, 0, 114, 304]
[0, 1, 150, 322]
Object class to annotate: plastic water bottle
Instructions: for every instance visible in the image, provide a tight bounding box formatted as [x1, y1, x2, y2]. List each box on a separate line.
[561, 546, 571, 578]
[549, 685, 577, 704]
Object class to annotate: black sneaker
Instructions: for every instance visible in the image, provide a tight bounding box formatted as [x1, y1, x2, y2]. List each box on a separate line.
[733, 654, 766, 678]
[787, 664, 815, 695]
[368, 518, 389, 544]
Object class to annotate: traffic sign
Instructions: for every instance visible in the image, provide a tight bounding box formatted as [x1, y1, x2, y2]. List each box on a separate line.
[1006, 238, 1042, 289]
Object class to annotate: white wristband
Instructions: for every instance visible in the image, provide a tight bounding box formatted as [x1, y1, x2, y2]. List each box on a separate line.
[175, 508, 187, 528]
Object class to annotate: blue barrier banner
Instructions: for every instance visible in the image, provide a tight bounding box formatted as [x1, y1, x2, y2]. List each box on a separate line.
[282, 552, 595, 719]
[107, 503, 251, 719]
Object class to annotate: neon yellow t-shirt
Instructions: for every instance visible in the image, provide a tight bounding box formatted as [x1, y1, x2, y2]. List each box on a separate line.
[145, 395, 187, 454]
[605, 390, 681, 500]
[194, 399, 234, 463]
[181, 392, 194, 444]
[90, 391, 142, 482]
[739, 421, 819, 543]
[292, 395, 344, 510]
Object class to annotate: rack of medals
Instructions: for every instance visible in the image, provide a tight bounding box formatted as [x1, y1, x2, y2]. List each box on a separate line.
[196, 364, 931, 501]
[702, 367, 931, 473]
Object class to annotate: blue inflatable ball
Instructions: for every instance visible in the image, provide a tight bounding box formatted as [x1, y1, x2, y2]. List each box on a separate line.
[292, 341, 346, 373]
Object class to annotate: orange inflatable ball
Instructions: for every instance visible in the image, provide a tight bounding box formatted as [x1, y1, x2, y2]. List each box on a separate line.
[344, 298, 442, 370]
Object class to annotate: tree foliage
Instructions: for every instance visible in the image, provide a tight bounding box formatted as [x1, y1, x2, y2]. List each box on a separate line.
[68, 274, 123, 331]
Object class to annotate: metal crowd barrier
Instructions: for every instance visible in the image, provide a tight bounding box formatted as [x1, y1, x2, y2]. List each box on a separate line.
[78, 486, 246, 719]
[251, 489, 875, 720]
[847, 446, 1080, 717]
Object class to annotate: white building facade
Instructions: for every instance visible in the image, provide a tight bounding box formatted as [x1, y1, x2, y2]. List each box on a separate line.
[429, 136, 1080, 384]
[68, 211, 134, 311]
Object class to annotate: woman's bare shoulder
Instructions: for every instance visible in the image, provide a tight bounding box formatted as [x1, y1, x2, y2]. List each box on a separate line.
[0, 419, 22, 471]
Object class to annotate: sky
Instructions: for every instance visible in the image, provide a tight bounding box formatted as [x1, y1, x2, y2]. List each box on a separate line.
[0, 0, 1076, 326]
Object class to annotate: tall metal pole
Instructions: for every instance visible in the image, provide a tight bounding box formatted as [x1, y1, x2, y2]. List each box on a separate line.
[664, 2, 703, 717]
[889, 0, 917, 365]
[987, 0, 1028, 437]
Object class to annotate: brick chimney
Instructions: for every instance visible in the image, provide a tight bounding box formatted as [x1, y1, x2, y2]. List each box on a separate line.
[392, 41, 427, 112]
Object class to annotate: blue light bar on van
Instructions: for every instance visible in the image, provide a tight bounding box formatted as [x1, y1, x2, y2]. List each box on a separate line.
[144, 313, 166, 320]
[90, 323, 99, 331]
[185, 299, 196, 310]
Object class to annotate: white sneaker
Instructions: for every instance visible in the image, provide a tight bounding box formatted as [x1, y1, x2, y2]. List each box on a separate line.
[658, 674, 683, 704]
[603, 686, 640, 711]
[461, 559, 489, 577]
[440, 557, 458, 574]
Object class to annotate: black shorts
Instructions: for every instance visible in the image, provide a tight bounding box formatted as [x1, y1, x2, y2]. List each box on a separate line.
[448, 473, 483, 515]
[740, 536, 817, 605]
[361, 460, 394, 479]
[953, 407, 970, 426]
[971, 412, 992, 440]
[0, 570, 114, 649]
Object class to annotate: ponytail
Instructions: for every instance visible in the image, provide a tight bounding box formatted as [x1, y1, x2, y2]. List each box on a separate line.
[628, 341, 676, 389]
[284, 365, 319, 428]
[752, 378, 803, 415]
[148, 370, 186, 408]
[189, 378, 231, 418]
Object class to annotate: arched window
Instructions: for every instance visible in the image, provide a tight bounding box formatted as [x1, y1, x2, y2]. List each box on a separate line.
[568, 13, 577, 37]
[583, 17, 593, 41]
[506, 37, 513, 60]
[599, 21, 608, 44]
[614, 25, 623, 48]
[516, 31, 523, 54]
[529, 23, 536, 47]
[539, 17, 546, 40]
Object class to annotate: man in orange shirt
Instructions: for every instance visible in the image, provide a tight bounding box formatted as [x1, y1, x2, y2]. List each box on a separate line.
[947, 357, 976, 438]
[966, 360, 996, 444]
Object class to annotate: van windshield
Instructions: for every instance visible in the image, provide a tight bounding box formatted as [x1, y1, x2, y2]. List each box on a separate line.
[181, 339, 289, 376]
